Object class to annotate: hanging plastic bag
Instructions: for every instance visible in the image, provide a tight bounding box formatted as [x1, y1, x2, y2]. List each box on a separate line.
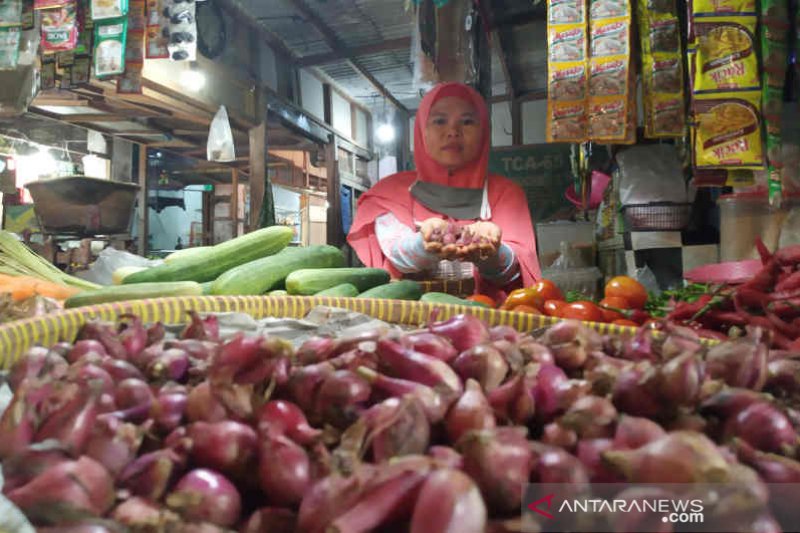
[207, 105, 235, 162]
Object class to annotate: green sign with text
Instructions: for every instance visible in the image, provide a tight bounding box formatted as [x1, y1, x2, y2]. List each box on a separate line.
[489, 144, 575, 223]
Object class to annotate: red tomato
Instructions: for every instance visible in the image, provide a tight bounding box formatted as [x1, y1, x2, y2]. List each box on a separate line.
[612, 319, 639, 327]
[604, 276, 649, 309]
[561, 301, 605, 323]
[467, 294, 496, 308]
[512, 304, 543, 315]
[543, 299, 567, 317]
[599, 296, 631, 322]
[502, 288, 543, 311]
[530, 279, 564, 303]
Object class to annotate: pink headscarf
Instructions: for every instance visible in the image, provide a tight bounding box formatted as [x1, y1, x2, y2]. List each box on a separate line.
[347, 82, 541, 292]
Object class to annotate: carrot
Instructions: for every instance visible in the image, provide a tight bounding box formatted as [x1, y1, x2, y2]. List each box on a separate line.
[0, 275, 80, 301]
[30, 278, 81, 300]
[0, 280, 37, 302]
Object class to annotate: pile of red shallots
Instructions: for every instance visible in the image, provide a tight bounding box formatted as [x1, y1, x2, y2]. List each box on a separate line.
[3, 311, 800, 532]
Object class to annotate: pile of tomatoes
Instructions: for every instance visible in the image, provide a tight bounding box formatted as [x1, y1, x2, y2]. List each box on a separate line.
[472, 276, 653, 326]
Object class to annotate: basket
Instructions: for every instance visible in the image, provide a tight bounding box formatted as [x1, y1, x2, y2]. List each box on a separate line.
[25, 176, 139, 236]
[622, 202, 692, 231]
[0, 295, 646, 368]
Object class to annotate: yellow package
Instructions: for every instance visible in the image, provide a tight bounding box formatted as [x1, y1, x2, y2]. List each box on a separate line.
[645, 55, 683, 94]
[646, 94, 686, 137]
[648, 17, 680, 54]
[549, 62, 588, 101]
[692, 92, 765, 169]
[547, 101, 586, 143]
[588, 96, 628, 141]
[691, 0, 756, 15]
[590, 57, 628, 96]
[548, 24, 587, 63]
[549, 0, 586, 24]
[692, 17, 759, 93]
[590, 17, 630, 57]
[590, 0, 629, 19]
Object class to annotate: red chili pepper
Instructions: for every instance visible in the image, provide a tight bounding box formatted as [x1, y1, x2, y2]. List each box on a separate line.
[702, 310, 749, 328]
[769, 287, 800, 302]
[766, 299, 800, 319]
[765, 310, 800, 339]
[739, 260, 781, 293]
[755, 237, 773, 265]
[775, 245, 800, 267]
[775, 270, 800, 292]
[667, 296, 712, 321]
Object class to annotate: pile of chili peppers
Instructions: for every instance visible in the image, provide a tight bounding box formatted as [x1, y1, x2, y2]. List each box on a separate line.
[668, 241, 800, 351]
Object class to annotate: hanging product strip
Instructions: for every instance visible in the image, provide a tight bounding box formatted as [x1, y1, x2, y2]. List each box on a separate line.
[638, 0, 686, 138]
[688, 0, 766, 183]
[546, 0, 634, 143]
[145, 0, 168, 58]
[588, 0, 634, 144]
[117, 0, 144, 93]
[760, 0, 791, 205]
[546, 0, 588, 143]
[0, 0, 23, 70]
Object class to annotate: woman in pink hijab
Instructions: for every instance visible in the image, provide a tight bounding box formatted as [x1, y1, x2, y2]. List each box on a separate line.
[347, 82, 541, 299]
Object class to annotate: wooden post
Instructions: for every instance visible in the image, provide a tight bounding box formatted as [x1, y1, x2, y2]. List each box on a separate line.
[325, 137, 341, 247]
[231, 168, 239, 237]
[512, 99, 522, 146]
[248, 122, 266, 231]
[137, 144, 148, 255]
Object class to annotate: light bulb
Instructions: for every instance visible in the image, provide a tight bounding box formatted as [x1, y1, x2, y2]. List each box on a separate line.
[376, 123, 395, 143]
[180, 69, 206, 91]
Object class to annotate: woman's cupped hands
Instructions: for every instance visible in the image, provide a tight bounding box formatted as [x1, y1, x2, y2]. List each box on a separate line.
[420, 218, 501, 262]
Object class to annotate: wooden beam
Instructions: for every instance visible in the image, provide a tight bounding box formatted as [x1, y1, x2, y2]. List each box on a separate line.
[297, 37, 411, 67]
[137, 144, 148, 255]
[32, 98, 91, 107]
[55, 113, 159, 122]
[231, 168, 240, 237]
[286, 0, 408, 114]
[249, 122, 266, 231]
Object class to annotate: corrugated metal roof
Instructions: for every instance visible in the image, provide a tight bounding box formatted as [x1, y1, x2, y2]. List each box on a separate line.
[237, 0, 547, 112]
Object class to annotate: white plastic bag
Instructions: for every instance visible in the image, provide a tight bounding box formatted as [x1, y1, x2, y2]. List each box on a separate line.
[79, 246, 163, 286]
[207, 105, 235, 162]
[617, 144, 688, 205]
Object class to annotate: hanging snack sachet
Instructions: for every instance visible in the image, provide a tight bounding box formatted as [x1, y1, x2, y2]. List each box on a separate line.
[692, 91, 765, 169]
[691, 17, 760, 93]
[91, 0, 128, 20]
[587, 0, 632, 143]
[93, 15, 127, 77]
[547, 0, 588, 142]
[638, 0, 685, 138]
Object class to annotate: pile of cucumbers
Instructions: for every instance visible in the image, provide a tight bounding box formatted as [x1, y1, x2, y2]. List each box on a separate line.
[65, 226, 488, 309]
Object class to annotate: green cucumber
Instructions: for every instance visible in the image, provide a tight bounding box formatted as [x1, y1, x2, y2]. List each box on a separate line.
[315, 283, 359, 297]
[164, 246, 212, 263]
[268, 289, 288, 296]
[201, 281, 214, 295]
[286, 268, 390, 295]
[357, 280, 423, 300]
[65, 281, 203, 308]
[123, 226, 294, 284]
[211, 245, 345, 295]
[420, 292, 489, 308]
